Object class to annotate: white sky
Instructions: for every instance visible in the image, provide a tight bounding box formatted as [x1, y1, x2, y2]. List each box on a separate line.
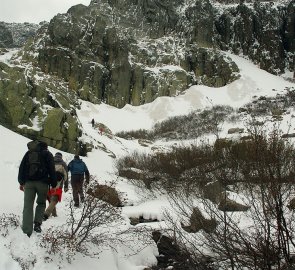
[0, 50, 295, 269]
[0, 0, 91, 24]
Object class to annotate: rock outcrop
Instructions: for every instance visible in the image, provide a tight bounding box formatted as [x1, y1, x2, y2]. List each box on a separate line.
[0, 22, 40, 48]
[215, 1, 295, 75]
[25, 0, 241, 108]
[0, 0, 293, 153]
[0, 61, 84, 154]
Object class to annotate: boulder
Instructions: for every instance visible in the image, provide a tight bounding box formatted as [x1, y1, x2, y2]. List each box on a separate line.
[203, 181, 224, 204]
[218, 196, 250, 212]
[182, 207, 218, 233]
[228, 127, 244, 134]
[87, 184, 121, 207]
[42, 108, 81, 153]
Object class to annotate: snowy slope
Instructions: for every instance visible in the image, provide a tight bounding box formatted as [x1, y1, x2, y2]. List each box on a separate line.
[77, 52, 294, 133]
[1, 53, 295, 270]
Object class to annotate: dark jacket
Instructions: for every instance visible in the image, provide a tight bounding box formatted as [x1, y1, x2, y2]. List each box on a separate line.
[68, 157, 90, 182]
[18, 143, 57, 188]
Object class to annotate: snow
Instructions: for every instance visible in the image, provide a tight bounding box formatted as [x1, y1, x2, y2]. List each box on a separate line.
[1, 51, 295, 269]
[0, 49, 20, 67]
[78, 52, 294, 133]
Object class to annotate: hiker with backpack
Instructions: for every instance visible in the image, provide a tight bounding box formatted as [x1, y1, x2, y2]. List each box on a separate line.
[68, 155, 90, 207]
[18, 140, 57, 237]
[43, 152, 68, 220]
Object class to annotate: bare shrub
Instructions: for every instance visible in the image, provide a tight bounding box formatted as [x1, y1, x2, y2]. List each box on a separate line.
[115, 105, 236, 141]
[116, 143, 221, 192]
[198, 105, 234, 139]
[164, 126, 295, 269]
[41, 178, 153, 262]
[116, 128, 153, 140]
[41, 179, 123, 261]
[0, 213, 20, 237]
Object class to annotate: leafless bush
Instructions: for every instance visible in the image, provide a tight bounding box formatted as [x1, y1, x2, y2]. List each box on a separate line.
[0, 213, 20, 237]
[40, 179, 124, 261]
[116, 105, 236, 141]
[117, 143, 221, 192]
[116, 128, 153, 140]
[198, 105, 234, 139]
[41, 178, 153, 262]
[164, 126, 295, 269]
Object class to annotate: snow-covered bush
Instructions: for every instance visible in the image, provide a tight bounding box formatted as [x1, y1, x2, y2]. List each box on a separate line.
[0, 213, 20, 237]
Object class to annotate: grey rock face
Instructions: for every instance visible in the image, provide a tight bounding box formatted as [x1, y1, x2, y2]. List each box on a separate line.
[0, 61, 84, 154]
[31, 0, 243, 108]
[0, 0, 293, 154]
[215, 1, 294, 74]
[0, 23, 13, 48]
[0, 22, 40, 48]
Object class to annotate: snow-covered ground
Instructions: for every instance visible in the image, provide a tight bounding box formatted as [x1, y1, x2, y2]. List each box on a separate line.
[1, 50, 295, 269]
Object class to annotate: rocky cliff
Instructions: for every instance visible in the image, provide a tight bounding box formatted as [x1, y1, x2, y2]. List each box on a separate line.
[0, 22, 40, 48]
[0, 0, 293, 153]
[30, 0, 293, 107]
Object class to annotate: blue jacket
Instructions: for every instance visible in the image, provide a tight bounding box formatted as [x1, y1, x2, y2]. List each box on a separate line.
[68, 158, 89, 176]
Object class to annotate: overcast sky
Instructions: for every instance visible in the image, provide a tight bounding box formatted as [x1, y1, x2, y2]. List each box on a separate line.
[0, 0, 91, 24]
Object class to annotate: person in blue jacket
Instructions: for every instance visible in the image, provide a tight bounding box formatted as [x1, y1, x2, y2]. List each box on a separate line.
[68, 155, 90, 207]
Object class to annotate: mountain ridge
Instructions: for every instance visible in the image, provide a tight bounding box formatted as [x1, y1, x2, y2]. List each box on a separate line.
[0, 0, 294, 154]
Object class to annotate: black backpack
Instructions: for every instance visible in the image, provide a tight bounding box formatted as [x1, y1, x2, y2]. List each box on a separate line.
[27, 141, 47, 180]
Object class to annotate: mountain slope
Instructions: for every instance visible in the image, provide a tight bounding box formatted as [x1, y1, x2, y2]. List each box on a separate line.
[1, 52, 295, 269]
[0, 0, 293, 155]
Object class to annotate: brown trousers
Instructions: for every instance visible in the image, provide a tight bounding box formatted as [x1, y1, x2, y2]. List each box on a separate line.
[44, 195, 58, 217]
[71, 174, 84, 205]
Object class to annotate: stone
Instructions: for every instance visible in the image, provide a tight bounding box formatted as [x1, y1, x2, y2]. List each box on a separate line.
[87, 184, 121, 207]
[182, 207, 218, 233]
[228, 127, 244, 134]
[218, 196, 250, 212]
[203, 181, 224, 204]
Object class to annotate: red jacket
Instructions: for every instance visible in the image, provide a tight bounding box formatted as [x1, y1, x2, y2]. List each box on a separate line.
[48, 187, 63, 202]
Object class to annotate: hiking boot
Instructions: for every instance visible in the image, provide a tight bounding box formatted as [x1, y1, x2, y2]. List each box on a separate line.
[74, 203, 79, 207]
[43, 214, 49, 221]
[33, 222, 42, 233]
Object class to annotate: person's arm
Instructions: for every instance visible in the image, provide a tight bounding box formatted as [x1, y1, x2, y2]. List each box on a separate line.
[67, 161, 72, 172]
[84, 163, 90, 183]
[62, 161, 68, 181]
[18, 153, 27, 188]
[62, 162, 69, 191]
[47, 152, 57, 188]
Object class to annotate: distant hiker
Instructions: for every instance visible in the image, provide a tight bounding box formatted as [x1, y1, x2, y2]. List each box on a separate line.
[18, 140, 57, 237]
[43, 152, 68, 220]
[91, 118, 95, 128]
[68, 155, 90, 207]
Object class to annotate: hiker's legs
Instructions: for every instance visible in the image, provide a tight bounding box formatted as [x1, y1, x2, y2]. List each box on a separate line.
[77, 179, 84, 202]
[71, 179, 80, 205]
[34, 182, 48, 224]
[44, 195, 58, 217]
[52, 206, 57, 217]
[22, 181, 36, 236]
